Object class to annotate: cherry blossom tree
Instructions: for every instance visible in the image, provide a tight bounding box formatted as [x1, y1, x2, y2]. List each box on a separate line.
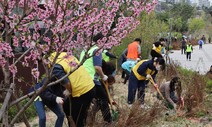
[0, 0, 157, 126]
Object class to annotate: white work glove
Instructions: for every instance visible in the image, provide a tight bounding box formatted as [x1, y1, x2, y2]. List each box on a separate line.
[56, 97, 64, 104]
[136, 58, 140, 63]
[152, 44, 156, 50]
[146, 74, 151, 80]
[102, 75, 108, 81]
[63, 89, 71, 97]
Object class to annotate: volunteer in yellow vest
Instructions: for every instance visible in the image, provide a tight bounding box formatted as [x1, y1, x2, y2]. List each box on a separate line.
[80, 45, 112, 123]
[127, 57, 165, 107]
[46, 52, 95, 127]
[150, 38, 166, 59]
[186, 42, 193, 61]
[127, 38, 141, 60]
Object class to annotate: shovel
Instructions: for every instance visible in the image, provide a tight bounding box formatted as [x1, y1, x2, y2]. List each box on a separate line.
[102, 80, 119, 121]
[149, 76, 165, 100]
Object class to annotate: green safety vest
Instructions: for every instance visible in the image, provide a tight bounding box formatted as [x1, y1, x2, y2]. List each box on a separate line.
[80, 46, 99, 80]
[186, 45, 192, 52]
[102, 50, 110, 62]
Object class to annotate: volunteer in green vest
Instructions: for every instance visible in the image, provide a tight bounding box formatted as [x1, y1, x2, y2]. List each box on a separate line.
[186, 42, 193, 61]
[80, 45, 112, 123]
[127, 57, 165, 108]
[102, 48, 117, 62]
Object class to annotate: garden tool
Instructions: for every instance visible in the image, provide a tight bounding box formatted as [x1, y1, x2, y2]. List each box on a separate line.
[115, 58, 118, 71]
[149, 76, 165, 100]
[102, 80, 119, 121]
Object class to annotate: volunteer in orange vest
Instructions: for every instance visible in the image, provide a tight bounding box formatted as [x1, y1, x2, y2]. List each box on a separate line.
[127, 38, 142, 61]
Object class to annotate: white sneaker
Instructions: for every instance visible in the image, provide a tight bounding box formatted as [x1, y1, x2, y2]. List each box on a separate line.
[128, 104, 132, 108]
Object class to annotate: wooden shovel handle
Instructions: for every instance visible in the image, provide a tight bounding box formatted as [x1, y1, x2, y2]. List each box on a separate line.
[102, 81, 113, 106]
[149, 77, 165, 100]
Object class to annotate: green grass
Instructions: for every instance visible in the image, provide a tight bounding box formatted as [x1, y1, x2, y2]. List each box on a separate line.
[0, 99, 37, 123]
[206, 79, 212, 92]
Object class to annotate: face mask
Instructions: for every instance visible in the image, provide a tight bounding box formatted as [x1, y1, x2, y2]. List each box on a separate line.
[156, 65, 161, 71]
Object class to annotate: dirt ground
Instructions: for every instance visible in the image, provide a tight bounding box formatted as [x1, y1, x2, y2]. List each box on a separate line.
[14, 75, 212, 127]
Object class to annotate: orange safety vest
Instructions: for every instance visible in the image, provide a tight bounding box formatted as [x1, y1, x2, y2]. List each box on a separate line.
[127, 41, 139, 60]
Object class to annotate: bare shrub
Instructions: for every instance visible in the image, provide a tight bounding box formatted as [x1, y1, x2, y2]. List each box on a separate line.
[159, 62, 206, 116]
[183, 73, 206, 116]
[125, 103, 165, 127]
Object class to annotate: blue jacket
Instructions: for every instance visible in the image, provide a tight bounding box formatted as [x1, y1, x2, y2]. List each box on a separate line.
[121, 60, 136, 73]
[137, 59, 158, 81]
[29, 65, 67, 104]
[198, 40, 204, 45]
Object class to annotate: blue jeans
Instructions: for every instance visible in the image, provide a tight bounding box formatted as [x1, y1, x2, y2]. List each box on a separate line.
[34, 99, 46, 127]
[34, 99, 65, 127]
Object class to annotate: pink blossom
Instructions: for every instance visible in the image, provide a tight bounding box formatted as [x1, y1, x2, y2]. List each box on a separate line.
[13, 36, 19, 47]
[0, 0, 156, 87]
[0, 56, 6, 67]
[68, 60, 78, 68]
[9, 64, 17, 76]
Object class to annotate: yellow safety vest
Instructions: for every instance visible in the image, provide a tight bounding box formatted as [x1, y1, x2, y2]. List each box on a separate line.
[102, 50, 110, 62]
[186, 45, 192, 52]
[49, 52, 94, 97]
[132, 60, 155, 80]
[154, 45, 162, 54]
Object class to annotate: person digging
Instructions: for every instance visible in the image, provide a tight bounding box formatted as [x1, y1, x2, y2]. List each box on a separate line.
[127, 57, 165, 108]
[157, 76, 184, 111]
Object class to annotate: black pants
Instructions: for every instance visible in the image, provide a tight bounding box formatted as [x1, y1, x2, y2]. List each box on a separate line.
[123, 69, 130, 84]
[150, 50, 163, 59]
[181, 46, 186, 54]
[67, 88, 95, 127]
[199, 44, 202, 49]
[121, 70, 126, 79]
[186, 52, 191, 60]
[121, 59, 127, 79]
[95, 85, 112, 123]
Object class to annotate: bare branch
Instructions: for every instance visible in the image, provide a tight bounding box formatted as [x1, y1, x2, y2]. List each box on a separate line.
[0, 83, 15, 120]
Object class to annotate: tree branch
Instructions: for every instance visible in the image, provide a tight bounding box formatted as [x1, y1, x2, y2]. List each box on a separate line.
[0, 83, 15, 120]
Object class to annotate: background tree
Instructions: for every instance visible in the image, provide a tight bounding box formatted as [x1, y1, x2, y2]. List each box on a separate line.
[202, 6, 212, 17]
[156, 2, 194, 33]
[188, 18, 205, 34]
[170, 3, 194, 32]
[0, 0, 158, 126]
[172, 17, 183, 32]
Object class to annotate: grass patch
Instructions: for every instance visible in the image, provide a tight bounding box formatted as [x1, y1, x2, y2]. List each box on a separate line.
[0, 99, 37, 123]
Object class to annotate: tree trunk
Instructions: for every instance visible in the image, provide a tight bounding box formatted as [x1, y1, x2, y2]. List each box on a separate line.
[13, 94, 30, 127]
[1, 108, 9, 127]
[0, 17, 13, 124]
[0, 83, 15, 120]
